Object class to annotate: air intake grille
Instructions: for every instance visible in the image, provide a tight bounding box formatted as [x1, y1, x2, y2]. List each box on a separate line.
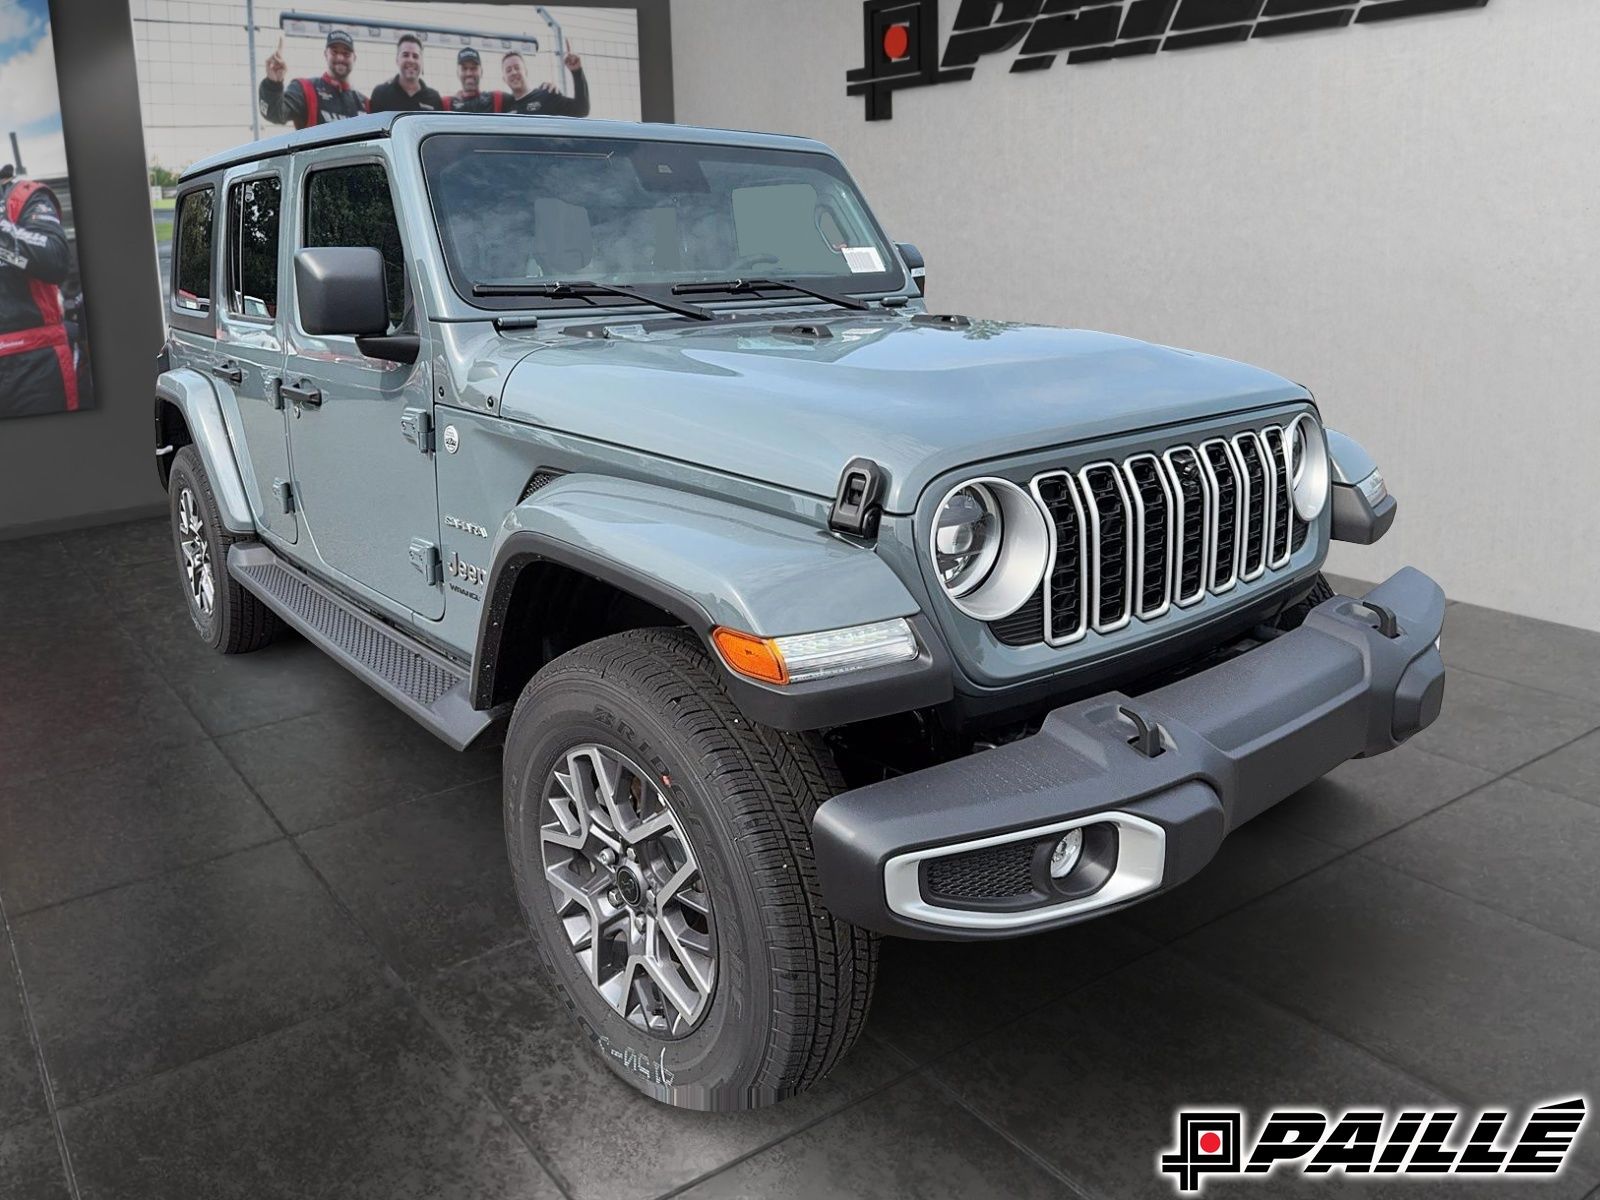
[1036, 474, 1086, 642]
[924, 841, 1035, 900]
[996, 422, 1313, 647]
[519, 469, 565, 503]
[1262, 426, 1293, 565]
[1082, 464, 1132, 630]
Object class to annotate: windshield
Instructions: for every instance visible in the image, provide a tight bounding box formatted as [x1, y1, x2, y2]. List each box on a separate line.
[420, 133, 903, 310]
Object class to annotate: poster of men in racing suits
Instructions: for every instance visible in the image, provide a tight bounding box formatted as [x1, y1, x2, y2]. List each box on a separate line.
[0, 0, 95, 420]
[133, 3, 642, 306]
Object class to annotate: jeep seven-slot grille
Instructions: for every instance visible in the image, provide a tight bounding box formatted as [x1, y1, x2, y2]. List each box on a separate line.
[990, 423, 1313, 648]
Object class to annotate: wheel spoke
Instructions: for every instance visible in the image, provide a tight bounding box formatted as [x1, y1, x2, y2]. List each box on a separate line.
[640, 951, 702, 1028]
[657, 915, 713, 995]
[654, 859, 698, 907]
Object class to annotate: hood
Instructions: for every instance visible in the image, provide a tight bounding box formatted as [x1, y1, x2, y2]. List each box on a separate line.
[498, 311, 1307, 513]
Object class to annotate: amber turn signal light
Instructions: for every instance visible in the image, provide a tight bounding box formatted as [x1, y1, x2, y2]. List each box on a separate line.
[711, 627, 789, 685]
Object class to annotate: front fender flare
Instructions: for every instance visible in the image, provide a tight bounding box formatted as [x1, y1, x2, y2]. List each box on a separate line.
[155, 369, 254, 535]
[1326, 428, 1396, 544]
[473, 475, 952, 729]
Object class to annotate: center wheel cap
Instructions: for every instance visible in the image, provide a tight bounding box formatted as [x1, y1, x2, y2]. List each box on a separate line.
[616, 866, 644, 908]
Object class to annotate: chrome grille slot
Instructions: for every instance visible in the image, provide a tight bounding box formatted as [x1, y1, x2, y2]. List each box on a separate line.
[1262, 426, 1293, 568]
[1163, 447, 1209, 607]
[1124, 455, 1174, 619]
[1201, 439, 1241, 592]
[1032, 472, 1088, 645]
[1232, 432, 1269, 581]
[1078, 464, 1134, 632]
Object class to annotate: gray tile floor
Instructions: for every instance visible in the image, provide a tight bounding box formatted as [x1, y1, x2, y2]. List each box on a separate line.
[2, 520, 1598, 1200]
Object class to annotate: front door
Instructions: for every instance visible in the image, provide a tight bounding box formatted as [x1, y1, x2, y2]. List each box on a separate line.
[216, 166, 295, 543]
[283, 154, 442, 618]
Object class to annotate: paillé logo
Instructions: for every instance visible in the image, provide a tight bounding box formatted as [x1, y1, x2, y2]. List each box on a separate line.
[847, 0, 1491, 121]
[1159, 1098, 1587, 1194]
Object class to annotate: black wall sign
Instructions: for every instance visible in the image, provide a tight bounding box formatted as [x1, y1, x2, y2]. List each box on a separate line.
[847, 0, 1491, 120]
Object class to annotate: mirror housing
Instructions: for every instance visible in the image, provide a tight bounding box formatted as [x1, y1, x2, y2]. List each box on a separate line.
[294, 247, 389, 337]
[896, 242, 926, 297]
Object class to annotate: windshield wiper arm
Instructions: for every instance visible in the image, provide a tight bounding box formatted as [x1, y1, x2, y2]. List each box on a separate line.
[472, 280, 712, 321]
[671, 278, 870, 311]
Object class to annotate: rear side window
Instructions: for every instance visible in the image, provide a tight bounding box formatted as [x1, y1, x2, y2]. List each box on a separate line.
[228, 176, 281, 319]
[304, 163, 406, 329]
[173, 187, 214, 312]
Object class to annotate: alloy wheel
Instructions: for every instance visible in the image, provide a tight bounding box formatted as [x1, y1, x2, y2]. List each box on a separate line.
[176, 487, 215, 617]
[539, 743, 716, 1037]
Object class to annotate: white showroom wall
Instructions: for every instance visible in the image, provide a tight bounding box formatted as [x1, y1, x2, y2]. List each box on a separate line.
[670, 0, 1600, 632]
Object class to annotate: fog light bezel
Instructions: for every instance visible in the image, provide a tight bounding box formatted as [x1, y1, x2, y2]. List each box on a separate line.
[888, 812, 1167, 932]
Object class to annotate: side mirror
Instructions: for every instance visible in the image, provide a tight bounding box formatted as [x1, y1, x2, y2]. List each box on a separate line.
[293, 247, 419, 364]
[294, 247, 388, 336]
[896, 242, 926, 297]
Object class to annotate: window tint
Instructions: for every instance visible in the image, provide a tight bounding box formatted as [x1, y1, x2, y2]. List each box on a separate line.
[304, 163, 406, 329]
[228, 176, 281, 319]
[174, 187, 214, 311]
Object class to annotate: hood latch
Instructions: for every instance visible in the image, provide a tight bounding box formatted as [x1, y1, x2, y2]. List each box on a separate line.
[829, 457, 887, 539]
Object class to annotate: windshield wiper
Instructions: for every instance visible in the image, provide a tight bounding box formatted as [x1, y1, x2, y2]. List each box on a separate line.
[472, 280, 712, 321]
[671, 278, 870, 312]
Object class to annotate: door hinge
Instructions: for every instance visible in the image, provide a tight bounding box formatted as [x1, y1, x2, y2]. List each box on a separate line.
[409, 538, 443, 586]
[272, 478, 296, 515]
[400, 407, 434, 454]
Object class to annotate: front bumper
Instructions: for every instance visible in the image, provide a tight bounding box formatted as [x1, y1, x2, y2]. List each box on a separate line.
[813, 567, 1446, 940]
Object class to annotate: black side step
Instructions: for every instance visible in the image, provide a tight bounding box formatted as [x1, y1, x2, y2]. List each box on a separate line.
[228, 543, 502, 750]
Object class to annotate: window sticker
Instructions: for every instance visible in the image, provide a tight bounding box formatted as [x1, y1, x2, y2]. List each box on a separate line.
[841, 245, 884, 274]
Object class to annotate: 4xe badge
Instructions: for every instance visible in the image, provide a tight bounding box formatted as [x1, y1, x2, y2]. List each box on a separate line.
[1160, 1098, 1587, 1193]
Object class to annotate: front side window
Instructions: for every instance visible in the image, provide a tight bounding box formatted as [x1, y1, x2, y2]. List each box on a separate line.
[173, 187, 214, 312]
[228, 176, 281, 319]
[420, 134, 903, 309]
[303, 163, 406, 329]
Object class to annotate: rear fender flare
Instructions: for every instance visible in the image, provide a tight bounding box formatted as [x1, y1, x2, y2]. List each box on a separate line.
[155, 369, 254, 535]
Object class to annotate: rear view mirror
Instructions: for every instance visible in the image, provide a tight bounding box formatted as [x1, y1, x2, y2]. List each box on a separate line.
[896, 242, 925, 297]
[294, 247, 389, 337]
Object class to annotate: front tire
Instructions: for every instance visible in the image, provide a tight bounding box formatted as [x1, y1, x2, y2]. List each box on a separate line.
[167, 446, 279, 654]
[503, 628, 876, 1110]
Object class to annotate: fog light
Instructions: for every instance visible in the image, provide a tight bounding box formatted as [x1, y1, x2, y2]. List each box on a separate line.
[1049, 828, 1084, 879]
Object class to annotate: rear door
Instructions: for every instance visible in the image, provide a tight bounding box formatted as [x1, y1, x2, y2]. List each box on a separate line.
[282, 151, 442, 618]
[216, 165, 295, 542]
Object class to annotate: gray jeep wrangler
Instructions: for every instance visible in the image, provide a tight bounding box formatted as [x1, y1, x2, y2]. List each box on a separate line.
[155, 111, 1443, 1111]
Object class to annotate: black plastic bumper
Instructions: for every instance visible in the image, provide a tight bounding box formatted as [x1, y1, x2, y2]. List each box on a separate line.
[812, 567, 1447, 940]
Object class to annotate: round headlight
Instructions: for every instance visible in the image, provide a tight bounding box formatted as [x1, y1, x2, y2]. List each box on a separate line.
[930, 477, 1050, 621]
[1288, 414, 1330, 522]
[933, 484, 1001, 598]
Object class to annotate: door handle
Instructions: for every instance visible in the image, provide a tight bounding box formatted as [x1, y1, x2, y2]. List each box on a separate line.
[211, 359, 243, 385]
[281, 378, 322, 408]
